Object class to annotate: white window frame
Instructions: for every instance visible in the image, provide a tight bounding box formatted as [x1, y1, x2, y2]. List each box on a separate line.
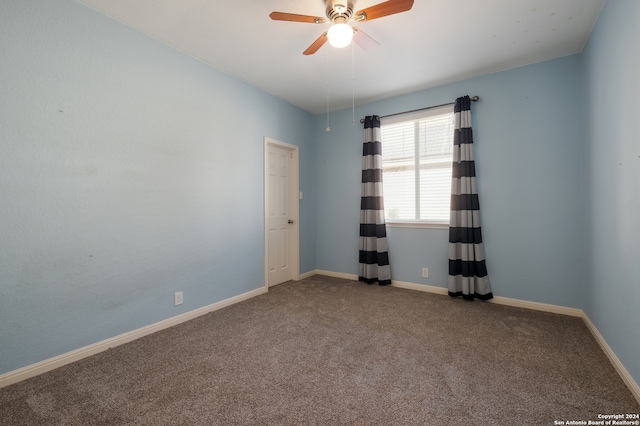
[380, 105, 454, 229]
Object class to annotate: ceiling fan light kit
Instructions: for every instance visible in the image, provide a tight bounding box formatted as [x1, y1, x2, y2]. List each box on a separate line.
[327, 22, 354, 48]
[270, 0, 414, 55]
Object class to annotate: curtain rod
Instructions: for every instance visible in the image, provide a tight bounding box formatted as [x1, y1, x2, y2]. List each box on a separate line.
[359, 96, 479, 123]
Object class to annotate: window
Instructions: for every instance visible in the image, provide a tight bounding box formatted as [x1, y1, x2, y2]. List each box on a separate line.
[381, 105, 454, 227]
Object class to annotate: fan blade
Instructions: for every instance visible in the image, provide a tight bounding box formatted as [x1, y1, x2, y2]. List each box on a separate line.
[355, 0, 414, 21]
[353, 27, 379, 52]
[303, 32, 328, 55]
[269, 12, 326, 24]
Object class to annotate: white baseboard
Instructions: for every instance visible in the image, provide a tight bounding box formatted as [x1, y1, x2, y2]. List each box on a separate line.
[315, 271, 449, 296]
[394, 279, 583, 317]
[581, 313, 640, 405]
[314, 270, 639, 403]
[296, 270, 317, 280]
[4, 272, 638, 406]
[315, 269, 358, 281]
[391, 280, 449, 295]
[0, 286, 268, 389]
[489, 295, 583, 317]
[316, 270, 583, 317]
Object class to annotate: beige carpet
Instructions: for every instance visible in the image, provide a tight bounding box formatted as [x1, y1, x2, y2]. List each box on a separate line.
[1, 275, 638, 425]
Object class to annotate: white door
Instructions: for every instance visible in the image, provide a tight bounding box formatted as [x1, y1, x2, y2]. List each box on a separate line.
[266, 143, 296, 286]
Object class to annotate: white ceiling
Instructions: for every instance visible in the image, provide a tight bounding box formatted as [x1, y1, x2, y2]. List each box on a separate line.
[74, 0, 605, 115]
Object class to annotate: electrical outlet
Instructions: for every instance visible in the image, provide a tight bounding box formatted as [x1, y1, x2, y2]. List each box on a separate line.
[174, 291, 183, 306]
[421, 268, 429, 278]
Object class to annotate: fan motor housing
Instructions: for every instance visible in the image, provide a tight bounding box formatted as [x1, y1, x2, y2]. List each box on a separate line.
[326, 0, 354, 22]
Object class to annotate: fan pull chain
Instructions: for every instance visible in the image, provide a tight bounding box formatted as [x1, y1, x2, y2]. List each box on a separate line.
[352, 38, 355, 126]
[326, 89, 330, 132]
[326, 46, 331, 132]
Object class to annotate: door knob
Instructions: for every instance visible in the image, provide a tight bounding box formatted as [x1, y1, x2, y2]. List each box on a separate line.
[288, 219, 294, 224]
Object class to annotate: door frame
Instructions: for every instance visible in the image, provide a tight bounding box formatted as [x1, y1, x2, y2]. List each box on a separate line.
[264, 137, 300, 288]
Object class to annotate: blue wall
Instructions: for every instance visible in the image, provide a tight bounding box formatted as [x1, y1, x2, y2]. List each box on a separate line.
[582, 0, 640, 390]
[0, 0, 315, 374]
[1, 0, 638, 392]
[316, 55, 588, 308]
[316, 0, 639, 389]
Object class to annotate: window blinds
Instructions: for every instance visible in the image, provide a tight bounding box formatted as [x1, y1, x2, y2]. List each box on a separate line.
[380, 106, 454, 224]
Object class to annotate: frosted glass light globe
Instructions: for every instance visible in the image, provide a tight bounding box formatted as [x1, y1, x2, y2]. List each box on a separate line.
[327, 23, 353, 48]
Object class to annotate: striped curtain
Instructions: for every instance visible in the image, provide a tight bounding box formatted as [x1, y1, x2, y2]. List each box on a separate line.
[359, 115, 391, 285]
[448, 96, 493, 300]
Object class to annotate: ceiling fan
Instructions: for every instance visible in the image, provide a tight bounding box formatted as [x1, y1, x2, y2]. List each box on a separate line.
[270, 0, 414, 55]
